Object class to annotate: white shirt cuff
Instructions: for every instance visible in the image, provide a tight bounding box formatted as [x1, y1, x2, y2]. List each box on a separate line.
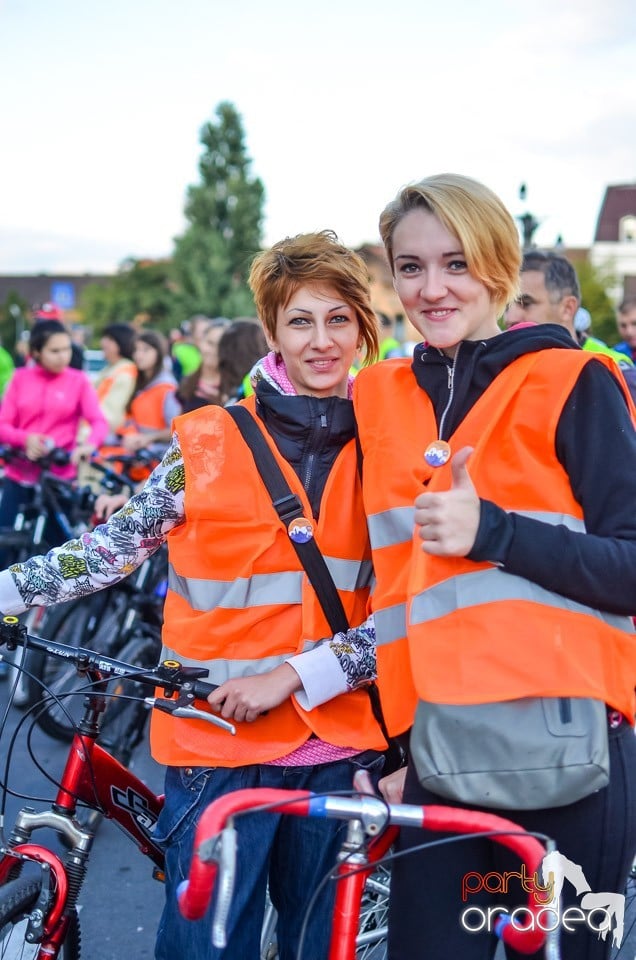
[0, 570, 27, 616]
[287, 643, 349, 710]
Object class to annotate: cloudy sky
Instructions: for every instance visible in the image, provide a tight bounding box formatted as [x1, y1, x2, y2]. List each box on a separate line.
[1, 0, 634, 274]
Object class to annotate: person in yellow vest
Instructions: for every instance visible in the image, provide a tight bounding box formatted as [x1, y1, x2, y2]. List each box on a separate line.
[0, 231, 385, 960]
[376, 312, 403, 360]
[352, 174, 636, 960]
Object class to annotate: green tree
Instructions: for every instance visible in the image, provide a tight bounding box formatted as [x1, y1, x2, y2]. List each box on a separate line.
[80, 258, 177, 341]
[171, 101, 265, 318]
[575, 259, 618, 345]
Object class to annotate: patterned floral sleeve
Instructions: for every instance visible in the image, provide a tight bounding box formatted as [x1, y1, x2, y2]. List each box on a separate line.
[327, 614, 377, 688]
[9, 435, 186, 608]
[9, 430, 378, 697]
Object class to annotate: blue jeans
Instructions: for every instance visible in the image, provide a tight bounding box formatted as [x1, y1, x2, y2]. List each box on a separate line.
[153, 752, 384, 960]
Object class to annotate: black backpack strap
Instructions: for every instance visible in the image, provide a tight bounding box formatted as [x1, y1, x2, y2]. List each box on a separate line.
[226, 405, 349, 635]
[226, 404, 401, 761]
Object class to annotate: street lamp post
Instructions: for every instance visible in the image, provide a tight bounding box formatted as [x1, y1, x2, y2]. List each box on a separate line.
[516, 183, 541, 250]
[8, 304, 23, 349]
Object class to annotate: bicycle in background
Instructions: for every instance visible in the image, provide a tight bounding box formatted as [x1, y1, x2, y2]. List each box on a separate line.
[0, 614, 229, 959]
[0, 446, 99, 708]
[0, 447, 159, 716]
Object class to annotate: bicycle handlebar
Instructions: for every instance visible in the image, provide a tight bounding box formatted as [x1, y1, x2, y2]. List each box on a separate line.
[0, 443, 70, 469]
[178, 786, 551, 955]
[0, 615, 234, 735]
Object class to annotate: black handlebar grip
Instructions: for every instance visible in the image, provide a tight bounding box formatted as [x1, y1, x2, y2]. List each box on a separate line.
[191, 678, 219, 702]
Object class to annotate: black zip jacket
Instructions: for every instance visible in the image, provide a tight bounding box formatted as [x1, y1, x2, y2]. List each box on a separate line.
[254, 380, 355, 520]
[412, 324, 636, 617]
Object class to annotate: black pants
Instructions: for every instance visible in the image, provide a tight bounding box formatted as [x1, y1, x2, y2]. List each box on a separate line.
[388, 719, 636, 960]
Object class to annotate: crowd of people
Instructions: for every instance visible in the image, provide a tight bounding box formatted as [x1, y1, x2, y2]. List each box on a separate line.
[0, 175, 635, 960]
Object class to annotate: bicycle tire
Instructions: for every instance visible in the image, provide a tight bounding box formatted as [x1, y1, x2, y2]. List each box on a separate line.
[0, 876, 81, 959]
[96, 628, 160, 767]
[32, 597, 107, 742]
[0, 530, 32, 554]
[11, 606, 70, 711]
[1, 608, 53, 711]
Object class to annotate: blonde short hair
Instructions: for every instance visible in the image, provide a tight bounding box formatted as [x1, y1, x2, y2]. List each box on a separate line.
[249, 231, 379, 362]
[379, 174, 521, 314]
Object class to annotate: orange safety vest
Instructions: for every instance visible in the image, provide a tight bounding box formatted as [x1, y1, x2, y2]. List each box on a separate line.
[152, 396, 385, 767]
[356, 350, 636, 725]
[354, 358, 426, 736]
[100, 380, 175, 479]
[96, 360, 137, 406]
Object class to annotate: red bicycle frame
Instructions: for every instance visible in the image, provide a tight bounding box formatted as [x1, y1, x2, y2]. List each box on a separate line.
[0, 723, 165, 957]
[179, 785, 552, 959]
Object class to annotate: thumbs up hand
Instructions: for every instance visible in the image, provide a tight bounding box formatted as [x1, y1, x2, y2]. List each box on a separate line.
[414, 446, 480, 556]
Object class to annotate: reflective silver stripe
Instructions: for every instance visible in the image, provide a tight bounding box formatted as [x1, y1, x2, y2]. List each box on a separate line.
[410, 568, 634, 633]
[374, 602, 407, 648]
[367, 508, 585, 554]
[367, 507, 414, 549]
[160, 642, 321, 684]
[325, 556, 374, 591]
[169, 566, 301, 610]
[169, 557, 372, 611]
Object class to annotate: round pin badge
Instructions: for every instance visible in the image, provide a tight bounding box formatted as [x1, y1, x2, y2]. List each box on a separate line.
[288, 517, 314, 543]
[424, 440, 451, 468]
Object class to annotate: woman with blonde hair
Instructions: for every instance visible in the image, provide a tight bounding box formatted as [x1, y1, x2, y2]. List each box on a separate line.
[352, 173, 636, 959]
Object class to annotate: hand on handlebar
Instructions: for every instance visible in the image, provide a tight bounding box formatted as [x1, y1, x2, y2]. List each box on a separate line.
[70, 442, 96, 465]
[206, 664, 301, 723]
[122, 433, 152, 453]
[378, 766, 407, 804]
[25, 433, 53, 461]
[93, 492, 128, 521]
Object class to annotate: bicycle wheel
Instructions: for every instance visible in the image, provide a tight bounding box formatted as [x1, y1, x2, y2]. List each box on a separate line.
[261, 860, 390, 960]
[356, 863, 390, 960]
[97, 627, 160, 766]
[32, 597, 105, 742]
[0, 876, 80, 959]
[10, 606, 69, 711]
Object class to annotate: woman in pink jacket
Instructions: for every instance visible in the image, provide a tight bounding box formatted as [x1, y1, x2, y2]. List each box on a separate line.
[0, 319, 108, 559]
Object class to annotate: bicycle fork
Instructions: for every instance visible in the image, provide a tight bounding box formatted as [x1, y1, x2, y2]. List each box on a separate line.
[330, 819, 396, 960]
[0, 805, 94, 953]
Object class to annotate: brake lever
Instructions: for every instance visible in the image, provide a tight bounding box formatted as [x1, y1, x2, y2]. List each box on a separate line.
[146, 697, 236, 735]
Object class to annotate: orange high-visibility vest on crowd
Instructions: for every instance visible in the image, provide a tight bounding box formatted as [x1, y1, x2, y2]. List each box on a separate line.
[355, 349, 636, 728]
[122, 380, 175, 434]
[152, 396, 384, 767]
[101, 380, 175, 479]
[96, 360, 137, 406]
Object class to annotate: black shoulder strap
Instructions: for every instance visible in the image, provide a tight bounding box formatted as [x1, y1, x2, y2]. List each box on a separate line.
[226, 403, 396, 755]
[226, 404, 349, 635]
